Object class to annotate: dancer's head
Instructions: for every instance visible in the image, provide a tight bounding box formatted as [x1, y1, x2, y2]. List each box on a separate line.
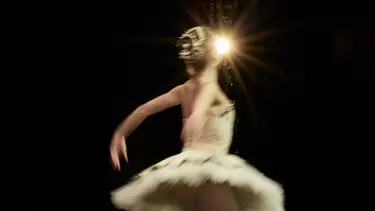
[176, 26, 222, 75]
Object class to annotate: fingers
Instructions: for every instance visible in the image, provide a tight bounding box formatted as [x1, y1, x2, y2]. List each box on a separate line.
[110, 141, 120, 170]
[109, 136, 128, 171]
[110, 148, 120, 170]
[114, 148, 120, 170]
[120, 140, 128, 163]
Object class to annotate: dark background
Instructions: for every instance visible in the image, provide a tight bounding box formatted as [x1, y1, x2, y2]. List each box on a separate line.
[52, 0, 373, 210]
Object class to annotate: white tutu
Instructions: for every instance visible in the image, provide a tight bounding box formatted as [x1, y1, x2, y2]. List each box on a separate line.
[111, 149, 284, 211]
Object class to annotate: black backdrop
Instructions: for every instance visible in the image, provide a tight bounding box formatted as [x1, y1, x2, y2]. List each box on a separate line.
[53, 0, 373, 210]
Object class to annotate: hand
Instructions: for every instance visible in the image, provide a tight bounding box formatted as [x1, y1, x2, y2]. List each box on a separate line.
[110, 134, 128, 171]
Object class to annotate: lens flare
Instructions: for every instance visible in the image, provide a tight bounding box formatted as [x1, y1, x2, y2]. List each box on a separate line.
[215, 37, 231, 54]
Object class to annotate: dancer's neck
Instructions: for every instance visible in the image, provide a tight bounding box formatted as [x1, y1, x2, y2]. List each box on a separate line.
[187, 62, 218, 84]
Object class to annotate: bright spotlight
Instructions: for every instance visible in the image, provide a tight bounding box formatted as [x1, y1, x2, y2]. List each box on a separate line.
[215, 37, 231, 54]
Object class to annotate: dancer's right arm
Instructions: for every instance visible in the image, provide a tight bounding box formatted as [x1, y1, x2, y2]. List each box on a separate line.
[110, 85, 182, 169]
[114, 85, 182, 138]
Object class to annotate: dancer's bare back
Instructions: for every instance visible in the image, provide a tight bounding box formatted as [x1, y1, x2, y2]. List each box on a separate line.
[178, 79, 233, 146]
[180, 80, 231, 119]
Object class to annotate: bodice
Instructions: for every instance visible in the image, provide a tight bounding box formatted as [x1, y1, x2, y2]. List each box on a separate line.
[182, 104, 236, 154]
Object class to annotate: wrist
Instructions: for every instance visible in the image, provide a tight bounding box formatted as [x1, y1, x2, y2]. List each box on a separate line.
[113, 131, 124, 139]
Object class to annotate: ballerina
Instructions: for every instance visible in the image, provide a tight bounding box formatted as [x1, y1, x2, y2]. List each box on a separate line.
[110, 26, 284, 211]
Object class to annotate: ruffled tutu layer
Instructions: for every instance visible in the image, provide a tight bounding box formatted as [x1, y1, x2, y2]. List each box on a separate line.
[111, 149, 284, 211]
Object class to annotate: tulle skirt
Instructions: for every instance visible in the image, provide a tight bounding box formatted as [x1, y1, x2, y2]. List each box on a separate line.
[111, 149, 284, 211]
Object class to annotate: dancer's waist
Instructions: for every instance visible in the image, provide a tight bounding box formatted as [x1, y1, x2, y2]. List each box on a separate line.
[182, 142, 229, 154]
